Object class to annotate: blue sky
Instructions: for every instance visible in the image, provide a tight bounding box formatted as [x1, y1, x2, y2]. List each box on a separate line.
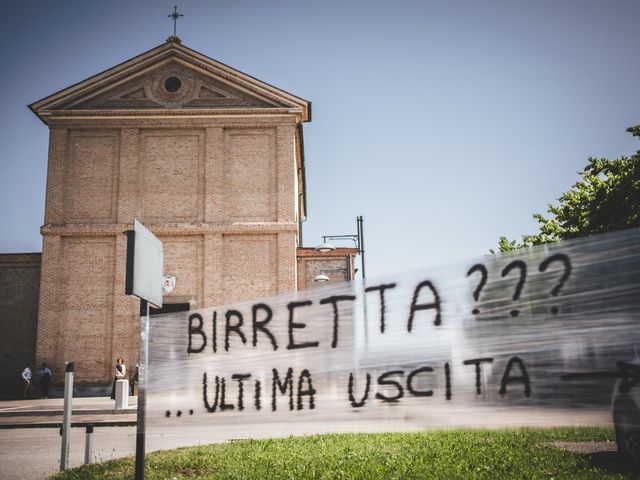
[0, 1, 638, 278]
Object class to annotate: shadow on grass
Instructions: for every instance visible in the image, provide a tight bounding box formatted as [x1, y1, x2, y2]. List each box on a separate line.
[583, 451, 639, 479]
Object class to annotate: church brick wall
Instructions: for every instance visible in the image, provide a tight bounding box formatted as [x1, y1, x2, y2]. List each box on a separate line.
[36, 121, 301, 384]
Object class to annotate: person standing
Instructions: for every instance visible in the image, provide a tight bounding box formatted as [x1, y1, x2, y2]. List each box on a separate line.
[38, 363, 52, 398]
[21, 364, 32, 398]
[130, 363, 139, 396]
[110, 357, 126, 400]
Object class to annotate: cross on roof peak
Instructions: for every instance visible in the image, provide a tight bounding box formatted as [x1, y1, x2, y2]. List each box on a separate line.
[167, 6, 184, 39]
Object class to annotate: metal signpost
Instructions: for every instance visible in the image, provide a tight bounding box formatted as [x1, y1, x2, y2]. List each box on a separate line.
[125, 220, 163, 480]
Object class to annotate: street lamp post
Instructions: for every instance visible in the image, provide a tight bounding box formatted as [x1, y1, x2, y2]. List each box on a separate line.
[315, 216, 365, 280]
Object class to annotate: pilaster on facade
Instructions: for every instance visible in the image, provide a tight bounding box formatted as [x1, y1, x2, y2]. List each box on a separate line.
[34, 235, 62, 376]
[204, 127, 224, 224]
[277, 231, 297, 294]
[112, 234, 138, 381]
[43, 129, 67, 225]
[277, 125, 297, 224]
[203, 233, 223, 307]
[117, 128, 140, 222]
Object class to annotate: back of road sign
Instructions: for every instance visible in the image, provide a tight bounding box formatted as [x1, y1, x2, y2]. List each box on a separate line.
[125, 220, 163, 309]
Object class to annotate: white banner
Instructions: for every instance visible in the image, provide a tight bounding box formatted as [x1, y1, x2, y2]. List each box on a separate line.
[146, 228, 640, 445]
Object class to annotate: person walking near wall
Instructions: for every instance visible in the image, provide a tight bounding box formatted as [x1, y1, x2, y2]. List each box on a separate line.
[110, 357, 126, 400]
[38, 363, 52, 398]
[21, 364, 32, 398]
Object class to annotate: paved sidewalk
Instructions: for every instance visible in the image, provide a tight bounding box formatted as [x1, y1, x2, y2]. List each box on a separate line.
[0, 396, 137, 428]
[0, 396, 137, 415]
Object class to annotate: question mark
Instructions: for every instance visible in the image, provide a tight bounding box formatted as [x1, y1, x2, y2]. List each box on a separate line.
[538, 253, 572, 315]
[466, 263, 488, 315]
[501, 260, 527, 317]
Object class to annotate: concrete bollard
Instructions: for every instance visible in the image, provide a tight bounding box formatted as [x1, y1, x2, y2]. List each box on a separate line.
[84, 425, 94, 464]
[115, 379, 129, 409]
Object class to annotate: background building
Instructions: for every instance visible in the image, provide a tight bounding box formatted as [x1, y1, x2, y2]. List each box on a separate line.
[297, 247, 358, 290]
[0, 254, 40, 396]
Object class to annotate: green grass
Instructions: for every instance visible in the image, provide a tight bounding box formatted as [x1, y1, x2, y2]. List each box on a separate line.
[50, 428, 633, 480]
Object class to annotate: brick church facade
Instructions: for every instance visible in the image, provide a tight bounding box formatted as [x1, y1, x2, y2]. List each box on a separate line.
[23, 38, 319, 388]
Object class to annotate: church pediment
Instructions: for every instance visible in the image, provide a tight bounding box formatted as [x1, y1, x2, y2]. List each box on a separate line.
[62, 60, 282, 110]
[30, 40, 310, 121]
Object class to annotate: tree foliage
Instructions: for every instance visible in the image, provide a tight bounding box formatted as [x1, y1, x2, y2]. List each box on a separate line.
[497, 126, 640, 252]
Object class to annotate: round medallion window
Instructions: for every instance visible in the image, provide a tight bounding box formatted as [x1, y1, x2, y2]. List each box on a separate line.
[163, 76, 182, 93]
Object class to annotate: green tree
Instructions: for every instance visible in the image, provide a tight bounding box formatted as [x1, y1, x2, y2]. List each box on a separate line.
[497, 125, 640, 252]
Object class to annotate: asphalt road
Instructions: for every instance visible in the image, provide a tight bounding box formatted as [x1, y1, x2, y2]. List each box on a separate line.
[0, 426, 136, 480]
[0, 396, 137, 480]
